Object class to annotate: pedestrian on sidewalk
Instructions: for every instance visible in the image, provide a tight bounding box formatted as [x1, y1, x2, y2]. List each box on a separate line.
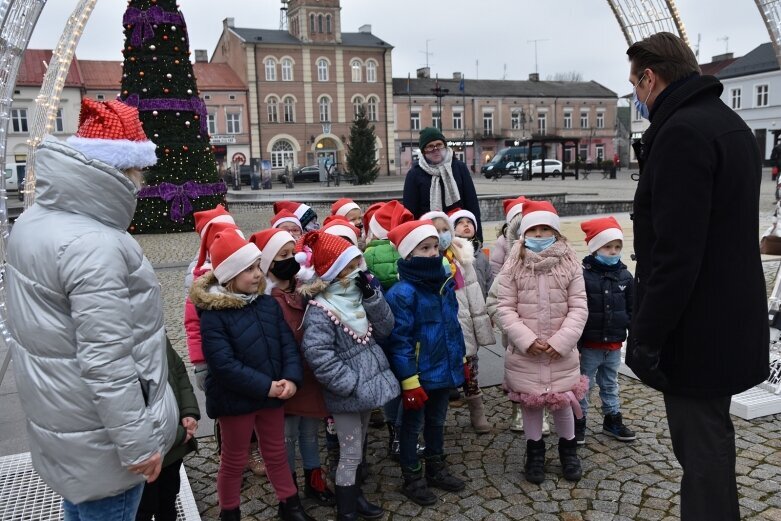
[575, 217, 636, 445]
[626, 32, 768, 521]
[494, 200, 588, 484]
[6, 98, 178, 520]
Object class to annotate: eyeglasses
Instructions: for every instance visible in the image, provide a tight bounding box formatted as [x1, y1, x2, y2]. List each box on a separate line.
[631, 74, 646, 93]
[424, 143, 446, 154]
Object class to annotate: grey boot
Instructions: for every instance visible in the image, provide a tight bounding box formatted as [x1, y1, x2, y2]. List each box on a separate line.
[465, 393, 492, 433]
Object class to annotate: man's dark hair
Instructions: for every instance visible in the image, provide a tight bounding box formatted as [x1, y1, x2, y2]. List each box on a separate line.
[627, 32, 701, 84]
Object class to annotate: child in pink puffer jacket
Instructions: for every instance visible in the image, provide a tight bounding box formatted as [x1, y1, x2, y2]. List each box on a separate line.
[494, 200, 588, 485]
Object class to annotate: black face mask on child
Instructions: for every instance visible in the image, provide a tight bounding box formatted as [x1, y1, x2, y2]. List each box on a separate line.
[269, 257, 300, 281]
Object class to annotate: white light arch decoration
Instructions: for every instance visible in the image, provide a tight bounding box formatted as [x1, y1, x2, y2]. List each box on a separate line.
[755, 0, 781, 68]
[606, 0, 689, 46]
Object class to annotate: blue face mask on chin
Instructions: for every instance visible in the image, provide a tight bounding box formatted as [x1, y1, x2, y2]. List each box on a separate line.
[438, 231, 452, 250]
[524, 236, 556, 253]
[595, 254, 621, 266]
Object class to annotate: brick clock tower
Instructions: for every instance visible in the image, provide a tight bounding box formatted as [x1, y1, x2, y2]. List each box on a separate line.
[286, 0, 342, 44]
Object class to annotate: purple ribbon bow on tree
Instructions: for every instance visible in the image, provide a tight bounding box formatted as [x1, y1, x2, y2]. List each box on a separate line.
[123, 6, 185, 47]
[138, 181, 227, 223]
[124, 94, 209, 135]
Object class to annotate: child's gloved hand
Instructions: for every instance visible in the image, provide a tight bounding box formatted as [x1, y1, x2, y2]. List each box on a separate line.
[463, 357, 471, 382]
[402, 387, 428, 410]
[356, 271, 375, 299]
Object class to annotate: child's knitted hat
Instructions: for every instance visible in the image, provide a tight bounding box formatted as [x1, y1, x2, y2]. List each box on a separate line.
[210, 232, 261, 284]
[581, 216, 623, 253]
[274, 200, 316, 228]
[520, 200, 560, 236]
[388, 219, 439, 259]
[296, 231, 362, 282]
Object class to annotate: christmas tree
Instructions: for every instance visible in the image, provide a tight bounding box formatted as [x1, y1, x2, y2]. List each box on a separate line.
[346, 106, 379, 185]
[120, 0, 226, 234]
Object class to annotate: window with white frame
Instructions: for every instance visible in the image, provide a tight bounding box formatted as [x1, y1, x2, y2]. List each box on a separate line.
[411, 112, 421, 131]
[596, 111, 605, 129]
[265, 58, 276, 81]
[283, 96, 295, 122]
[271, 139, 295, 168]
[366, 61, 377, 83]
[226, 110, 241, 134]
[207, 112, 217, 134]
[453, 111, 463, 130]
[367, 96, 379, 121]
[578, 143, 589, 161]
[11, 108, 27, 132]
[351, 60, 362, 82]
[319, 96, 331, 122]
[511, 110, 522, 130]
[281, 58, 293, 81]
[595, 144, 605, 161]
[756, 84, 769, 107]
[353, 96, 364, 119]
[730, 88, 742, 109]
[432, 110, 441, 129]
[537, 112, 547, 134]
[267, 97, 279, 123]
[483, 112, 493, 135]
[55, 108, 64, 132]
[563, 110, 572, 129]
[317, 59, 329, 82]
[580, 111, 589, 128]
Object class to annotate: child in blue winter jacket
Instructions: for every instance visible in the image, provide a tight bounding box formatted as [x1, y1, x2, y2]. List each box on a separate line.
[576, 217, 636, 445]
[383, 219, 467, 507]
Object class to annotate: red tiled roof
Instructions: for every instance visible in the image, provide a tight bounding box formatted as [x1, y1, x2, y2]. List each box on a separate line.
[79, 60, 122, 90]
[16, 49, 82, 87]
[192, 63, 246, 90]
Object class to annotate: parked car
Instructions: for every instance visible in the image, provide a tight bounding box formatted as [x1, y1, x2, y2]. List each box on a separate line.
[4, 168, 18, 191]
[519, 159, 564, 178]
[279, 164, 321, 184]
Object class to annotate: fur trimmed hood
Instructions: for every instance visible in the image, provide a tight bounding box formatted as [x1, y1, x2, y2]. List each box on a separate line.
[189, 271, 267, 310]
[449, 236, 475, 266]
[297, 277, 330, 299]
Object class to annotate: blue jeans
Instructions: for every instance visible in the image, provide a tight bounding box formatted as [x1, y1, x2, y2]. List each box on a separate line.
[284, 415, 322, 471]
[382, 395, 402, 427]
[62, 482, 144, 521]
[579, 348, 622, 418]
[399, 387, 450, 470]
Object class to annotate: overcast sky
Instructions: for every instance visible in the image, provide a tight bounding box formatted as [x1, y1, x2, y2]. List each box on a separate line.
[28, 0, 769, 97]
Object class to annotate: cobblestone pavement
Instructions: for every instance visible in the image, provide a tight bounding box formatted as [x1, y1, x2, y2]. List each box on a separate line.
[137, 174, 781, 520]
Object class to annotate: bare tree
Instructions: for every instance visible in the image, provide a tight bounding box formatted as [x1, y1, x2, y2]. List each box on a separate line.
[546, 71, 583, 82]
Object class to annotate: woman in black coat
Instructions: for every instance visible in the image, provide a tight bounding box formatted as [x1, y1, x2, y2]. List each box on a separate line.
[403, 127, 482, 240]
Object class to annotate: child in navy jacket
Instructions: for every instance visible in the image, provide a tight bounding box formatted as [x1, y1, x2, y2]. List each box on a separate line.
[576, 217, 636, 445]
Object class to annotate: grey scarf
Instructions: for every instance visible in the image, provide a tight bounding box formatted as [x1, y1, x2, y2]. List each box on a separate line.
[418, 148, 460, 210]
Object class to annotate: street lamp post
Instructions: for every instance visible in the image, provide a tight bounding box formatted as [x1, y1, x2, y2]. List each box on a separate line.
[431, 80, 449, 131]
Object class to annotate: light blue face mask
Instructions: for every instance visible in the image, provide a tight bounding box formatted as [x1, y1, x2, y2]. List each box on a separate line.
[632, 74, 651, 120]
[525, 236, 556, 253]
[595, 254, 621, 266]
[438, 231, 452, 251]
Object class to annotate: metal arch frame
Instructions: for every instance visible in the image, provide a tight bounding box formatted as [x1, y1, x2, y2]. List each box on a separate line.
[606, 0, 689, 47]
[755, 0, 781, 68]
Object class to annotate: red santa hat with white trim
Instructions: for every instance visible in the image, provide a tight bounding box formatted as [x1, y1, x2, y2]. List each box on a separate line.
[331, 198, 361, 217]
[362, 202, 385, 234]
[447, 207, 477, 230]
[520, 200, 560, 236]
[270, 209, 303, 231]
[296, 231, 363, 282]
[581, 216, 624, 254]
[388, 219, 439, 259]
[210, 232, 262, 284]
[194, 204, 235, 238]
[369, 201, 413, 240]
[274, 200, 311, 222]
[250, 228, 296, 275]
[322, 215, 360, 246]
[196, 221, 244, 271]
[503, 196, 527, 224]
[66, 98, 158, 171]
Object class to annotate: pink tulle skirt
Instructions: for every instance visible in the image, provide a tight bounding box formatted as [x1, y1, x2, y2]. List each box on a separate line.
[506, 374, 589, 413]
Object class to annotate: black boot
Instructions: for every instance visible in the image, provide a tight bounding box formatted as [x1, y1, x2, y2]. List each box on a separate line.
[304, 467, 335, 506]
[278, 494, 315, 521]
[425, 455, 465, 492]
[524, 439, 546, 484]
[219, 508, 240, 521]
[401, 466, 437, 506]
[558, 437, 582, 482]
[356, 486, 384, 519]
[386, 422, 400, 461]
[335, 484, 358, 521]
[574, 417, 587, 446]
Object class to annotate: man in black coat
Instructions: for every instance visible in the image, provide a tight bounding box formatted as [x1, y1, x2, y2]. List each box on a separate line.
[626, 32, 769, 520]
[403, 127, 483, 240]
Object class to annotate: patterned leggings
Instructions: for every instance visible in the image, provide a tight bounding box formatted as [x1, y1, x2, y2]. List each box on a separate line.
[462, 355, 480, 396]
[331, 411, 370, 486]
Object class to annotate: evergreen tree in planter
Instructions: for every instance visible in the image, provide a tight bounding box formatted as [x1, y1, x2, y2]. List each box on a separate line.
[346, 106, 379, 185]
[120, 0, 226, 234]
